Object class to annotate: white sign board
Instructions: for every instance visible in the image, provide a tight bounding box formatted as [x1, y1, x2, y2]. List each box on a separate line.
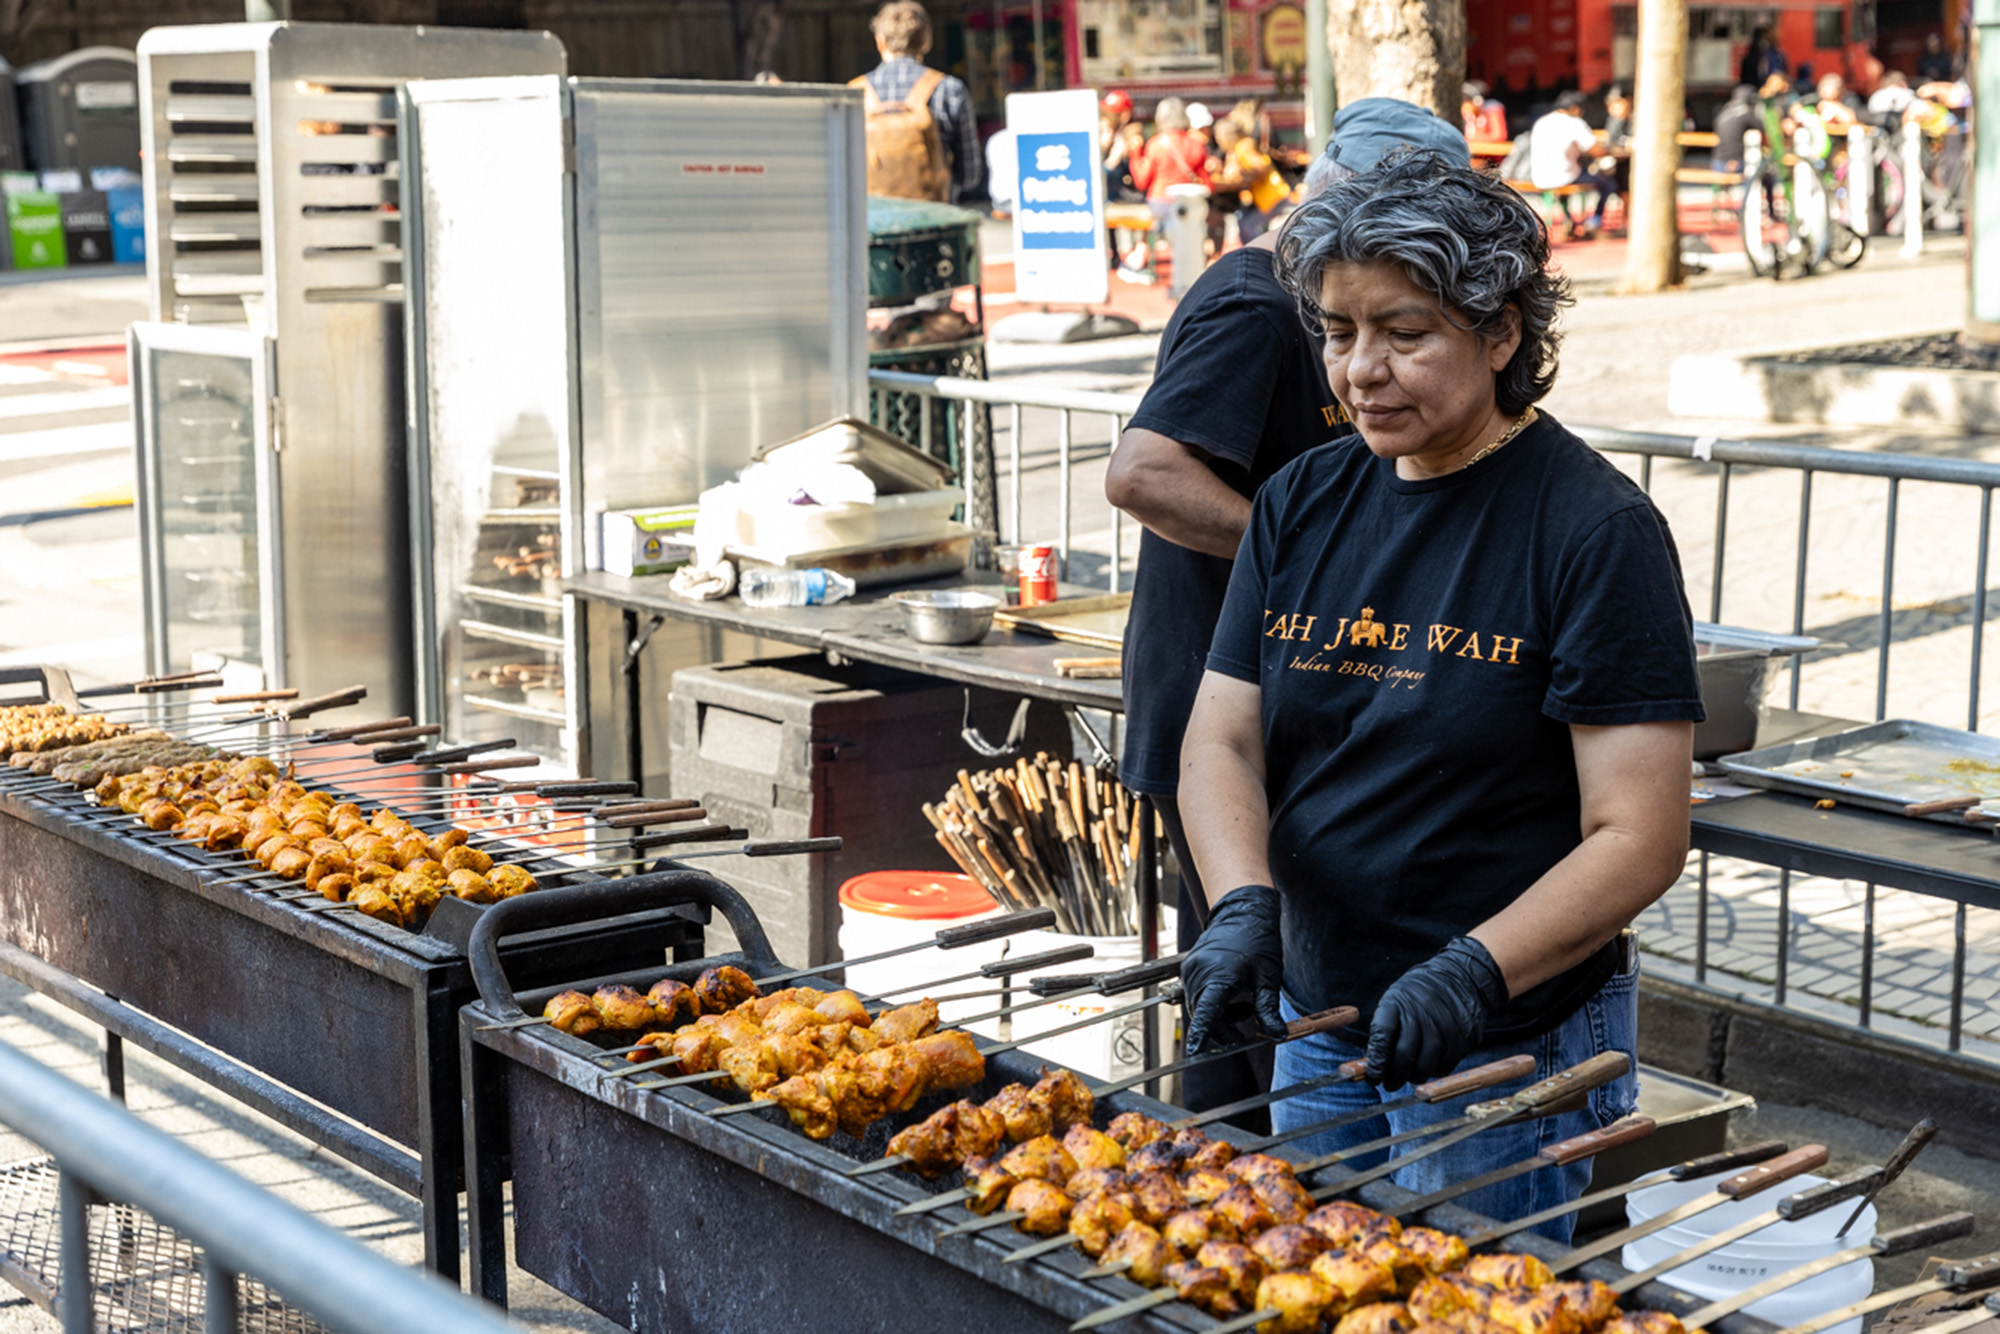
[1005, 88, 1108, 306]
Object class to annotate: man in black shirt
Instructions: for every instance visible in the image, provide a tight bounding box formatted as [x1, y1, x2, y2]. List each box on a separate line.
[1104, 99, 1470, 1123]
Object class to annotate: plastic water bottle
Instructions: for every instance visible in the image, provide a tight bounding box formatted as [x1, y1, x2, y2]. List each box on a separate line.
[737, 567, 857, 608]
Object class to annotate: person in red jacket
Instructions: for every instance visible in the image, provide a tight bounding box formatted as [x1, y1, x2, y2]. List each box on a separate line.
[1131, 97, 1212, 200]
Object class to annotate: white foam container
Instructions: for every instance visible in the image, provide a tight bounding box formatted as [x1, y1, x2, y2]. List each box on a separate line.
[1001, 915, 1177, 1082]
[1621, 1171, 1875, 1334]
[744, 486, 964, 555]
[836, 871, 1005, 1037]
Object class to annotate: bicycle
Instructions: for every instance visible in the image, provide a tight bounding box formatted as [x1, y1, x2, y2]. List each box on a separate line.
[1742, 120, 1865, 278]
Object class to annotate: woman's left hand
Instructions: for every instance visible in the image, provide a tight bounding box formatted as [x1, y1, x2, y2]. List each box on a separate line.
[1365, 936, 1511, 1090]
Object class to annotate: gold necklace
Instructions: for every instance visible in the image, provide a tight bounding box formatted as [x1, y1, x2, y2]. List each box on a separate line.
[1460, 407, 1538, 471]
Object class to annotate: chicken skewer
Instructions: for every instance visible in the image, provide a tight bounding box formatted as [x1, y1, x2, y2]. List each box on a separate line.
[852, 1007, 1356, 1180]
[995, 1056, 1542, 1268]
[717, 986, 1184, 1126]
[597, 943, 1096, 1060]
[479, 904, 1065, 1034]
[964, 1111, 1649, 1256]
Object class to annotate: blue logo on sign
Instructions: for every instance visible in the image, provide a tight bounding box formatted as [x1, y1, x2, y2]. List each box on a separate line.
[1016, 130, 1098, 251]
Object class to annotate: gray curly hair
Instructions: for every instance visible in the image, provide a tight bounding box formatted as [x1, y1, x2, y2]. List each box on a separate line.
[1275, 150, 1573, 416]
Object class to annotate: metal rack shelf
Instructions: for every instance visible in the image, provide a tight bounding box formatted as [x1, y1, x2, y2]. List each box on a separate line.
[0, 1157, 331, 1334]
[462, 692, 566, 725]
[459, 620, 563, 652]
[460, 585, 561, 613]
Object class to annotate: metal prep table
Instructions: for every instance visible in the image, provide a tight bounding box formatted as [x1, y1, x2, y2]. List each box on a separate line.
[0, 768, 707, 1281]
[561, 568, 1162, 1041]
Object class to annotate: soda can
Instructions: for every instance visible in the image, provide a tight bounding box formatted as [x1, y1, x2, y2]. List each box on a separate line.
[1020, 543, 1058, 607]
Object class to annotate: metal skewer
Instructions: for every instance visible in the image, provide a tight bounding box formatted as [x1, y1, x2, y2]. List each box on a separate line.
[1459, 1139, 1791, 1248]
[753, 906, 1062, 988]
[1836, 1117, 1936, 1237]
[1677, 1212, 1977, 1331]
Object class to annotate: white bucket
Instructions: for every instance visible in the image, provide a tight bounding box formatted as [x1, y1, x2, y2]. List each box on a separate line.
[836, 871, 1005, 1037]
[1002, 914, 1176, 1081]
[1621, 1171, 1875, 1334]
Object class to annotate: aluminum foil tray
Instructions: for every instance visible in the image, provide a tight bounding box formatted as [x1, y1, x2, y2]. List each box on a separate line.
[1717, 719, 2000, 819]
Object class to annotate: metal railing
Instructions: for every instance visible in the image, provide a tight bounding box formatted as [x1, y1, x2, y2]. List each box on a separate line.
[871, 368, 2000, 1068]
[0, 1036, 515, 1334]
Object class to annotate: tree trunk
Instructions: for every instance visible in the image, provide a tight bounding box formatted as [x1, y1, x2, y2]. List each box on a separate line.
[1616, 0, 1687, 293]
[1326, 0, 1464, 118]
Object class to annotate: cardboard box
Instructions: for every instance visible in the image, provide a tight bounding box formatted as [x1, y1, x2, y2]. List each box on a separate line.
[600, 505, 698, 577]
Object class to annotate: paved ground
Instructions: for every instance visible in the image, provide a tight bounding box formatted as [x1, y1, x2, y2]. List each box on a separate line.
[0, 228, 1997, 1329]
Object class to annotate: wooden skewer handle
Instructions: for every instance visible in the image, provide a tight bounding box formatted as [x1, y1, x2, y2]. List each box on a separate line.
[315, 717, 412, 742]
[535, 781, 640, 798]
[603, 807, 710, 829]
[744, 837, 842, 857]
[595, 798, 700, 817]
[212, 688, 299, 704]
[1413, 1053, 1538, 1102]
[276, 684, 368, 718]
[1905, 794, 1985, 816]
[134, 674, 225, 694]
[436, 756, 540, 776]
[1542, 1113, 1658, 1164]
[355, 725, 441, 744]
[1283, 1005, 1360, 1039]
[1719, 1144, 1831, 1198]
[938, 906, 1056, 946]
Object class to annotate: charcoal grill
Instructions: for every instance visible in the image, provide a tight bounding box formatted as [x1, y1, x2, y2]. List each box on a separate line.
[458, 874, 1781, 1334]
[0, 682, 708, 1280]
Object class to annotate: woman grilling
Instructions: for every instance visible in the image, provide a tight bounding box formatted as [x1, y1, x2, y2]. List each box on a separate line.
[1175, 150, 1702, 1239]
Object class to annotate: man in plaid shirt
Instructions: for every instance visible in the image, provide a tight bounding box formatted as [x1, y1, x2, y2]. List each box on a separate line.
[861, 1, 982, 204]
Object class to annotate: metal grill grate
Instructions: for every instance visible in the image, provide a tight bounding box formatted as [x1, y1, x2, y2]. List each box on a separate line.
[0, 1158, 333, 1334]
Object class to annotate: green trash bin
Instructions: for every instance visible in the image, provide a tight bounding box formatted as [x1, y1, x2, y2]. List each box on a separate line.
[865, 196, 995, 552]
[6, 188, 66, 270]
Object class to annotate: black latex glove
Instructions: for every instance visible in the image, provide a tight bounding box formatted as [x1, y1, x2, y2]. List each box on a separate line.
[1366, 936, 1511, 1091]
[1180, 884, 1287, 1053]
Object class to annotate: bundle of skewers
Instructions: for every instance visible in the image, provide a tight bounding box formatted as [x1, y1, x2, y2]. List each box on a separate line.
[924, 757, 1141, 935]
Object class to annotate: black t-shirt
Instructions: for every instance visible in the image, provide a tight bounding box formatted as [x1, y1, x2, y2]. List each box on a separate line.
[1206, 413, 1704, 1039]
[1119, 247, 1343, 796]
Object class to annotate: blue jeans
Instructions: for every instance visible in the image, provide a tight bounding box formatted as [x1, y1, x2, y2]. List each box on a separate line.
[1272, 947, 1640, 1244]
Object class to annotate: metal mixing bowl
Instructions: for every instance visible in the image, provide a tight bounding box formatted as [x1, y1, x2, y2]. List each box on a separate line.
[893, 589, 1000, 645]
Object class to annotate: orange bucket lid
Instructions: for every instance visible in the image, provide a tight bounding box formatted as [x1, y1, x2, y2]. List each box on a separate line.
[838, 870, 996, 920]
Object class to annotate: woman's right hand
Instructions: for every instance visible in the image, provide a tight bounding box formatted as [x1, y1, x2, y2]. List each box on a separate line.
[1180, 883, 1287, 1051]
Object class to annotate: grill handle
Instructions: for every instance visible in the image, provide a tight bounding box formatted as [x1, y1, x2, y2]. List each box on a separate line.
[467, 869, 777, 1019]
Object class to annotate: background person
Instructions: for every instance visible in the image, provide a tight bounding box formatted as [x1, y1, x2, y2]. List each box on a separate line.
[1105, 100, 1469, 1127]
[1529, 91, 1618, 238]
[1176, 149, 1702, 1230]
[852, 1, 981, 203]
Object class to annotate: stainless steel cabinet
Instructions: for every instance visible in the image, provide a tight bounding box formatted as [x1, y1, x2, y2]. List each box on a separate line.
[402, 76, 868, 777]
[132, 22, 566, 710]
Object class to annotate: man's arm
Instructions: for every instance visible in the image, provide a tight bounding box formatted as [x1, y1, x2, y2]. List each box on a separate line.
[934, 77, 982, 203]
[1469, 720, 1692, 995]
[1104, 427, 1254, 559]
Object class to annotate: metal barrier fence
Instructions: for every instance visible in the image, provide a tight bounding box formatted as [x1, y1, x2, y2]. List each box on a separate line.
[0, 1036, 515, 1334]
[870, 368, 2000, 1067]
